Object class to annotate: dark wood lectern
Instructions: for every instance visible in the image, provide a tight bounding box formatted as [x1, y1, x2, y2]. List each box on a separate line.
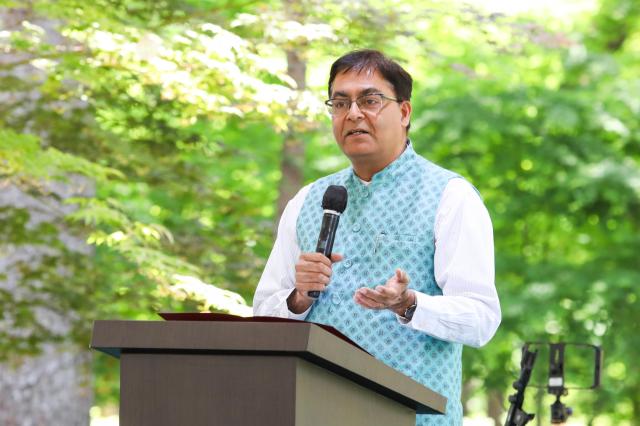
[91, 317, 446, 426]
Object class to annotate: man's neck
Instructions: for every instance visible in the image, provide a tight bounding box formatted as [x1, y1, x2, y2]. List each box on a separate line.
[352, 139, 408, 182]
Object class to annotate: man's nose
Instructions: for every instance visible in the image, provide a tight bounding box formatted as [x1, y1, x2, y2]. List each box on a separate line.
[346, 101, 364, 121]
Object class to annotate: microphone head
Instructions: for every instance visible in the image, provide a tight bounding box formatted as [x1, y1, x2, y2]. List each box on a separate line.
[321, 185, 348, 213]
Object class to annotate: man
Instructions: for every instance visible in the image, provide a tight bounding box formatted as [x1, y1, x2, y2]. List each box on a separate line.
[253, 49, 501, 425]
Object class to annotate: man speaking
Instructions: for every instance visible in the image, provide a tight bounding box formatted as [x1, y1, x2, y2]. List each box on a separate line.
[253, 49, 501, 425]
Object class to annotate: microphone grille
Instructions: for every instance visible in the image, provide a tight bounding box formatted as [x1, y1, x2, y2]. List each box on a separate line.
[321, 185, 348, 213]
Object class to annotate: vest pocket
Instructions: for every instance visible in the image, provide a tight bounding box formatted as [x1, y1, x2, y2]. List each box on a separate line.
[374, 232, 426, 251]
[372, 232, 431, 273]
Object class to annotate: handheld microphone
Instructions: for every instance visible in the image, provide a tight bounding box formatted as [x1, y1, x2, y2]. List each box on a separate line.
[308, 185, 348, 299]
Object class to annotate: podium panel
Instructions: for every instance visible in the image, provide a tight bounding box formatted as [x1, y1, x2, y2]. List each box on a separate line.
[120, 354, 414, 426]
[294, 357, 415, 426]
[92, 317, 446, 426]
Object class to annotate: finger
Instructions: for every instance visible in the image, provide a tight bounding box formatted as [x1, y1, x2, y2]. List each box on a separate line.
[295, 271, 330, 285]
[357, 287, 388, 305]
[395, 268, 410, 284]
[354, 290, 377, 309]
[296, 260, 332, 276]
[354, 290, 386, 309]
[295, 282, 328, 293]
[330, 253, 344, 263]
[370, 286, 401, 306]
[357, 284, 387, 297]
[375, 285, 398, 299]
[299, 252, 333, 267]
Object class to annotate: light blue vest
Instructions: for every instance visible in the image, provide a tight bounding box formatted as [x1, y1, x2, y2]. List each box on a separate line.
[297, 143, 463, 425]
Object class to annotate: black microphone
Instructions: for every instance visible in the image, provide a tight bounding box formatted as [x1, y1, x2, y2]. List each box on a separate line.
[308, 185, 348, 299]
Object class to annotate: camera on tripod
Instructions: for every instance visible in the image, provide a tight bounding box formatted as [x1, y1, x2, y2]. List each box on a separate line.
[505, 342, 602, 425]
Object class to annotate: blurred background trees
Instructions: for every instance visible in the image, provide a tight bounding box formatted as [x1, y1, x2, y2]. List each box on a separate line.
[1, 0, 638, 424]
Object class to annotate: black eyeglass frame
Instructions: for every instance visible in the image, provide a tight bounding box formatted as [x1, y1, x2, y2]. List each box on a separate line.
[324, 93, 402, 116]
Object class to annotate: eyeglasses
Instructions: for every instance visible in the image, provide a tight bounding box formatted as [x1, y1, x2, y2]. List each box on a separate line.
[324, 93, 400, 116]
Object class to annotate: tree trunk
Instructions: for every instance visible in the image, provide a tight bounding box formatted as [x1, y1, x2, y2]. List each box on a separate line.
[460, 380, 473, 413]
[487, 389, 504, 426]
[0, 180, 94, 426]
[0, 7, 93, 425]
[0, 346, 92, 426]
[276, 0, 307, 223]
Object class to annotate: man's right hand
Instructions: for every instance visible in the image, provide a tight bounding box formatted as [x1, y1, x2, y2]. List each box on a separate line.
[287, 252, 343, 314]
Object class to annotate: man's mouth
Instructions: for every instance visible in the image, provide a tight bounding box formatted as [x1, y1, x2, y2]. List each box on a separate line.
[346, 129, 369, 137]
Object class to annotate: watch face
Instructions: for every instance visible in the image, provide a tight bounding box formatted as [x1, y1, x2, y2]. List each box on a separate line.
[404, 304, 417, 320]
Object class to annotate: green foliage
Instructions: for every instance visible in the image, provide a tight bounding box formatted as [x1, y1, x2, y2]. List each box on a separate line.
[0, 129, 123, 184]
[1, 0, 638, 422]
[401, 3, 639, 421]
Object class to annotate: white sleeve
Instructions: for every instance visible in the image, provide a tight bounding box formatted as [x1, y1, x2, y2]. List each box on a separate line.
[252, 185, 312, 319]
[400, 178, 501, 348]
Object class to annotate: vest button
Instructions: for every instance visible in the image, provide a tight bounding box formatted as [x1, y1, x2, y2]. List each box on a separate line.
[344, 259, 353, 268]
[362, 189, 370, 198]
[352, 224, 361, 233]
[331, 293, 342, 305]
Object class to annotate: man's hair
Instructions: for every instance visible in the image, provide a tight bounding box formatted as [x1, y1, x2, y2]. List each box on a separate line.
[327, 49, 413, 102]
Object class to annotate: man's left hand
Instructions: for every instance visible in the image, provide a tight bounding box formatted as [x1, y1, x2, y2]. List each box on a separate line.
[353, 268, 415, 316]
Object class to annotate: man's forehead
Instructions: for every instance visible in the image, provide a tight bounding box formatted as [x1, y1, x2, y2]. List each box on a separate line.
[330, 69, 394, 96]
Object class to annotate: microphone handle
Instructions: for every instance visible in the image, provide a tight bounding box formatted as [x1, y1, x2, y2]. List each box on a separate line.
[308, 213, 340, 299]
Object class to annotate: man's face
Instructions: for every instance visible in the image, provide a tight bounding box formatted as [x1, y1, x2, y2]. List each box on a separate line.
[329, 70, 411, 175]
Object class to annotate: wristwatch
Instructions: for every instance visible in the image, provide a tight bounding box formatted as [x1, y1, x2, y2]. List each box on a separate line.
[401, 301, 417, 321]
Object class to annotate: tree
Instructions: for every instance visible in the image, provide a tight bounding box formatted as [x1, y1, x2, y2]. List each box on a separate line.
[1, 0, 638, 423]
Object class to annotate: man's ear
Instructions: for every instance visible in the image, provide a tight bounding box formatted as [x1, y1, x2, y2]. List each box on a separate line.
[400, 101, 412, 128]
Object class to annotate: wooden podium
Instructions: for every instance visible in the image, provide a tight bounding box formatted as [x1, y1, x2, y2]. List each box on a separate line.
[91, 315, 446, 426]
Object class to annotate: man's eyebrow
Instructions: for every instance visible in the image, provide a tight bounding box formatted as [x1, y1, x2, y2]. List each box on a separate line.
[331, 90, 350, 98]
[359, 87, 382, 95]
[331, 87, 383, 98]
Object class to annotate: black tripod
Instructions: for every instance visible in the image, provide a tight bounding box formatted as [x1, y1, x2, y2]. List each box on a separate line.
[504, 344, 537, 426]
[548, 343, 573, 423]
[505, 342, 602, 425]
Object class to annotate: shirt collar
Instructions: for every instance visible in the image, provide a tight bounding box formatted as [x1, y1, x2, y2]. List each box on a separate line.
[348, 139, 415, 191]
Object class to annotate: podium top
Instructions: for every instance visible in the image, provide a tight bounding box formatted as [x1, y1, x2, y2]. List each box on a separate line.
[91, 318, 446, 415]
[158, 312, 369, 353]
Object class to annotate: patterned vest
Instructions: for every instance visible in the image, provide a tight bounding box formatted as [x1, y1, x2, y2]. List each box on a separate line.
[296, 143, 463, 425]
